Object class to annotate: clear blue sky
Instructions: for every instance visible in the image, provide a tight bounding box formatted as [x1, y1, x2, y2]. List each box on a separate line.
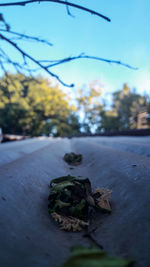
[1, 0, 150, 100]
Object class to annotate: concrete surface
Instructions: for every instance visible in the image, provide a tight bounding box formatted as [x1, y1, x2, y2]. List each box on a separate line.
[84, 136, 150, 157]
[0, 137, 150, 267]
[0, 137, 58, 167]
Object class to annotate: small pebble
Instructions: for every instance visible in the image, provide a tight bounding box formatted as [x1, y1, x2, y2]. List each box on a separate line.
[132, 164, 137, 167]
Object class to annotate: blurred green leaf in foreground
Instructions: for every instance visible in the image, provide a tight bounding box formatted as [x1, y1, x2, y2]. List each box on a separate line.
[63, 246, 134, 267]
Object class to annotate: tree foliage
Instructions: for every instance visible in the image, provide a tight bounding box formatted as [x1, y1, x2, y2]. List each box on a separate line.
[77, 80, 103, 133]
[0, 73, 80, 136]
[0, 73, 149, 136]
[99, 83, 149, 132]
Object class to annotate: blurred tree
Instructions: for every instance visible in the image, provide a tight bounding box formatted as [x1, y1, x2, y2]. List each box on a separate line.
[0, 73, 80, 136]
[98, 110, 120, 132]
[76, 80, 103, 133]
[98, 83, 148, 132]
[42, 113, 81, 137]
[146, 96, 150, 126]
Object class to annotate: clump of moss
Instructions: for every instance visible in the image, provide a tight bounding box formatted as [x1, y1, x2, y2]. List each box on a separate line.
[64, 152, 82, 166]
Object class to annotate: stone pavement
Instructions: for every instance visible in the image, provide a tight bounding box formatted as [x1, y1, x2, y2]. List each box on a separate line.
[0, 137, 150, 267]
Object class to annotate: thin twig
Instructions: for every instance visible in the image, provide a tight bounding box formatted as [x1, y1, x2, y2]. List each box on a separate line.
[0, 28, 53, 46]
[65, 0, 74, 17]
[0, 47, 38, 73]
[83, 232, 104, 250]
[42, 54, 138, 70]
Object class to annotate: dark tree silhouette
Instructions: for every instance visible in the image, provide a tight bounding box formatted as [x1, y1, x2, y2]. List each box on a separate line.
[0, 1, 137, 87]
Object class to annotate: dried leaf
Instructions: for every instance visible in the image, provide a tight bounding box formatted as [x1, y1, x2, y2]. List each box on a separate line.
[97, 198, 111, 212]
[96, 188, 112, 196]
[96, 188, 112, 212]
[51, 212, 89, 232]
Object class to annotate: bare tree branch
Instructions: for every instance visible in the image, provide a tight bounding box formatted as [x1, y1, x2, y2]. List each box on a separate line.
[0, 13, 10, 31]
[0, 0, 111, 22]
[0, 28, 53, 46]
[0, 6, 137, 88]
[0, 33, 74, 87]
[0, 28, 137, 88]
[0, 45, 37, 72]
[39, 53, 138, 70]
[0, 30, 137, 87]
